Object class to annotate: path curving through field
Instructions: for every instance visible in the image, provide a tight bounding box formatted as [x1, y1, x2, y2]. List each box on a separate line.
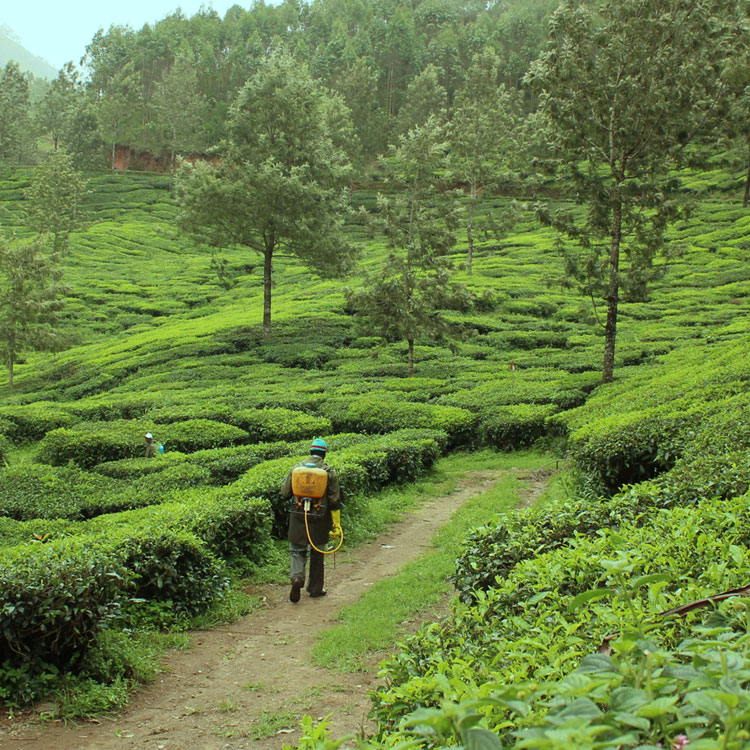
[3, 468, 550, 750]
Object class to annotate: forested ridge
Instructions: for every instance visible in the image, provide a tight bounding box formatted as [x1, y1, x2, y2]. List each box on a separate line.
[1, 1, 750, 748]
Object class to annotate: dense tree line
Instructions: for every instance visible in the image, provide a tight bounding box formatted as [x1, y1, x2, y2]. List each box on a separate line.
[0, 0, 559, 171]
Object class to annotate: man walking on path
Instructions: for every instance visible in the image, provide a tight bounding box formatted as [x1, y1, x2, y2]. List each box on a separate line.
[280, 438, 341, 602]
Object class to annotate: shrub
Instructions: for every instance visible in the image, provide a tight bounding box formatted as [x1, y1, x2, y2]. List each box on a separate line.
[92, 453, 189, 480]
[37, 421, 153, 468]
[480, 403, 559, 450]
[83, 490, 274, 564]
[567, 409, 696, 495]
[330, 396, 476, 446]
[0, 537, 128, 703]
[38, 419, 250, 467]
[103, 526, 228, 615]
[160, 419, 249, 453]
[0, 402, 77, 442]
[0, 517, 73, 549]
[233, 408, 332, 443]
[0, 464, 128, 521]
[0, 434, 12, 464]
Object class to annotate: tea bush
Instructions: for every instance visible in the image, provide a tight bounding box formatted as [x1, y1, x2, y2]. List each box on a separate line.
[480, 403, 559, 450]
[329, 396, 476, 446]
[453, 444, 750, 603]
[37, 420, 157, 467]
[0, 465, 129, 521]
[374, 492, 750, 746]
[37, 418, 251, 467]
[0, 402, 77, 443]
[158, 418, 249, 453]
[83, 491, 273, 563]
[92, 453, 190, 479]
[232, 408, 332, 443]
[0, 537, 128, 703]
[103, 526, 228, 615]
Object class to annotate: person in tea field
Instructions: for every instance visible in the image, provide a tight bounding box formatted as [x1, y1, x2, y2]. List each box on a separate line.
[280, 438, 342, 602]
[144, 432, 157, 458]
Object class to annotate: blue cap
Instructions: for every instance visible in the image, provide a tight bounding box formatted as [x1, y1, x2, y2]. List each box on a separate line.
[310, 438, 328, 453]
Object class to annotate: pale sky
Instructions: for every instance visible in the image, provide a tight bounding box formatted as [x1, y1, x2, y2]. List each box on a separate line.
[4, 1, 244, 71]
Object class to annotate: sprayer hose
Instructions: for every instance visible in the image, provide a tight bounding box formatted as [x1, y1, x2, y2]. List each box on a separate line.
[304, 508, 343, 555]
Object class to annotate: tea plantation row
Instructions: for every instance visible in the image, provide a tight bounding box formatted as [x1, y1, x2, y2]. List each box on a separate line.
[354, 333, 750, 749]
[0, 428, 446, 703]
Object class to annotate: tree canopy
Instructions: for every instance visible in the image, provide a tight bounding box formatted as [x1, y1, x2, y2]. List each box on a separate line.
[176, 51, 356, 338]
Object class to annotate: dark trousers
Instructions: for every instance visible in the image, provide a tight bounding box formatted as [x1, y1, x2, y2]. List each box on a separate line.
[289, 543, 325, 594]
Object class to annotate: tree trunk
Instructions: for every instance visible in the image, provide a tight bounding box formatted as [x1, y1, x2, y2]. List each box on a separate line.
[602, 197, 622, 384]
[263, 247, 273, 339]
[466, 183, 476, 274]
[169, 148, 175, 194]
[7, 331, 14, 388]
[111, 141, 116, 174]
[744, 138, 750, 209]
[407, 338, 414, 376]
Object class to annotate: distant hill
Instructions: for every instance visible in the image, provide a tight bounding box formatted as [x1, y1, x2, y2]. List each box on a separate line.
[0, 24, 57, 79]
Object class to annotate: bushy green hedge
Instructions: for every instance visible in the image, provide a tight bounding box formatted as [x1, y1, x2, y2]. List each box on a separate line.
[38, 420, 155, 468]
[103, 526, 228, 615]
[0, 434, 12, 465]
[83, 490, 273, 563]
[0, 517, 74, 548]
[0, 538, 127, 703]
[375, 492, 750, 747]
[160, 418, 249, 453]
[453, 426, 750, 604]
[67, 393, 160, 421]
[232, 408, 332, 443]
[480, 403, 559, 450]
[0, 402, 77, 443]
[91, 453, 189, 479]
[329, 396, 476, 446]
[37, 418, 250, 468]
[0, 465, 128, 521]
[0, 489, 273, 704]
[567, 408, 696, 495]
[0, 526, 228, 705]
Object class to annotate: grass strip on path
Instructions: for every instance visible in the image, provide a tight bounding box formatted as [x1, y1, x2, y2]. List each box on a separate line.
[311, 449, 558, 671]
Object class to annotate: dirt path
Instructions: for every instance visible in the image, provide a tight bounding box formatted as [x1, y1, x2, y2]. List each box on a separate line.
[3, 468, 548, 750]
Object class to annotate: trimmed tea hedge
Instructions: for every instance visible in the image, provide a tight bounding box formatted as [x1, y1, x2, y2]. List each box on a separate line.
[0, 402, 77, 443]
[480, 403, 559, 450]
[329, 396, 476, 446]
[0, 538, 128, 702]
[37, 418, 250, 468]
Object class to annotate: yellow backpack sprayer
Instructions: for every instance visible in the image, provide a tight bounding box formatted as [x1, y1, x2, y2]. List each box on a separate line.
[291, 462, 343, 554]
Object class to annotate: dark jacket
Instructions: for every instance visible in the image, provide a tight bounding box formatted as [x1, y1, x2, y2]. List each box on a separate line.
[280, 455, 341, 547]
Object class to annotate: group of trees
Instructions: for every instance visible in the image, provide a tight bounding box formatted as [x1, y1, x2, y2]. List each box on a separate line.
[0, 153, 86, 385]
[1, 0, 750, 385]
[0, 0, 558, 173]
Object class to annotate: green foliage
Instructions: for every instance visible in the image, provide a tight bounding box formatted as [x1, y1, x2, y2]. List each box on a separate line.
[480, 403, 559, 450]
[330, 396, 475, 445]
[0, 401, 76, 442]
[0, 464, 127, 521]
[375, 491, 750, 747]
[0, 537, 127, 703]
[158, 418, 249, 453]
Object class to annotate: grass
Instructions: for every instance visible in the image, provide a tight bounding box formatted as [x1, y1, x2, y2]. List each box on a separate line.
[311, 449, 554, 671]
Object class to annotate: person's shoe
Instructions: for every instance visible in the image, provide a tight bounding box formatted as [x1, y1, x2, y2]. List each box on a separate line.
[309, 590, 327, 598]
[289, 582, 302, 603]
